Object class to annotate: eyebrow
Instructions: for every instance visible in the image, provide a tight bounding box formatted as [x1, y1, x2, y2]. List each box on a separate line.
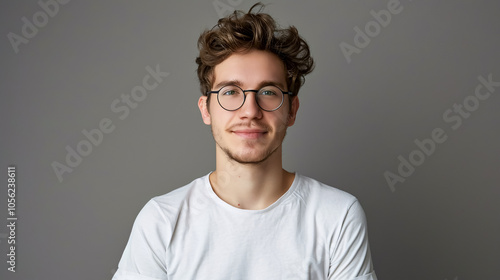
[213, 80, 287, 91]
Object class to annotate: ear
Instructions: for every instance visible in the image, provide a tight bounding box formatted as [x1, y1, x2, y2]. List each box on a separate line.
[198, 96, 211, 125]
[287, 96, 299, 127]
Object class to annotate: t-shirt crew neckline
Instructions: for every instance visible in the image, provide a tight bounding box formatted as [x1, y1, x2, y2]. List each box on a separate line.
[204, 172, 300, 214]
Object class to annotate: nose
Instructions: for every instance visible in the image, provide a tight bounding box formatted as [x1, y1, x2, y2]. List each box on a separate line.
[238, 91, 263, 120]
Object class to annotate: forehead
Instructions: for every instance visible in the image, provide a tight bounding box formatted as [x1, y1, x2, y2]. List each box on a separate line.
[213, 50, 287, 89]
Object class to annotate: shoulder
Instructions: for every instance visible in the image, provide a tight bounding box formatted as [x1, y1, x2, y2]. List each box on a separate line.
[295, 174, 358, 211]
[295, 175, 370, 247]
[294, 174, 368, 229]
[135, 175, 209, 228]
[152, 175, 206, 206]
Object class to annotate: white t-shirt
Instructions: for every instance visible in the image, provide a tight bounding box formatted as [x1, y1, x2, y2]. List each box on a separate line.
[113, 173, 377, 280]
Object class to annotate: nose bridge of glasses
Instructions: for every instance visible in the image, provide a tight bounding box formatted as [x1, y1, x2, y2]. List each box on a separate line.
[243, 89, 260, 94]
[241, 89, 260, 108]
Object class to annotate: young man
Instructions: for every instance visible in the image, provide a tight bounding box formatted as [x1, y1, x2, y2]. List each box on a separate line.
[113, 4, 377, 280]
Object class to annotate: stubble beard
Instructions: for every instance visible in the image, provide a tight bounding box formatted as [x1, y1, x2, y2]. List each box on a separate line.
[212, 125, 288, 165]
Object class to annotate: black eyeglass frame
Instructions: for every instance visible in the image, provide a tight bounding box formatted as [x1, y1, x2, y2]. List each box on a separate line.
[207, 85, 294, 112]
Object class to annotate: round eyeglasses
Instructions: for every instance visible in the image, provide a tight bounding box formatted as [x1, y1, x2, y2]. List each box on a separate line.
[208, 85, 293, 112]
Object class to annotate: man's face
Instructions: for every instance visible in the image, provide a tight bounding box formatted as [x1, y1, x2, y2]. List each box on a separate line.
[198, 49, 299, 165]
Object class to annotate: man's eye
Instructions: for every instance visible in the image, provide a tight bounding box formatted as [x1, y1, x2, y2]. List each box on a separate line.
[260, 90, 277, 96]
[222, 90, 237, 96]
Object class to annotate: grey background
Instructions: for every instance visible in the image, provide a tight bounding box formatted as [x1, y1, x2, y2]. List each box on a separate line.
[1, 0, 499, 279]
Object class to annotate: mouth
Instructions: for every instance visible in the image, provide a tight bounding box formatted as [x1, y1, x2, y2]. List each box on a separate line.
[232, 129, 268, 139]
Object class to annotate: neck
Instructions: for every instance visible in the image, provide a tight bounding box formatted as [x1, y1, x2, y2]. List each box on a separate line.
[209, 146, 295, 210]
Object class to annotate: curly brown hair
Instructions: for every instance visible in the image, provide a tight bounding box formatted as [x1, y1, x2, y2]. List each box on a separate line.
[195, 3, 314, 104]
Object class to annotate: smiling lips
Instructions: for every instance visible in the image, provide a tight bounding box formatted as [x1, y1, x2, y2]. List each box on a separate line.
[232, 129, 268, 139]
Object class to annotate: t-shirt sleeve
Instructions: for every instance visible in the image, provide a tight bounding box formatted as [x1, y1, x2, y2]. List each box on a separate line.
[112, 199, 170, 280]
[328, 200, 377, 280]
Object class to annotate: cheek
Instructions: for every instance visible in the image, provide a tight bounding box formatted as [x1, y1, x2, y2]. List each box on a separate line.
[276, 107, 291, 124]
[269, 113, 290, 133]
[209, 109, 232, 128]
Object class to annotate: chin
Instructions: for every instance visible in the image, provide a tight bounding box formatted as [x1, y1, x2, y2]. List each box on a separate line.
[228, 155, 270, 165]
[224, 146, 279, 165]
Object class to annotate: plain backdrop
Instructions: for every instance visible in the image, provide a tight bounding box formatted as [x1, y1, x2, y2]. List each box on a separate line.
[1, 1, 499, 279]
